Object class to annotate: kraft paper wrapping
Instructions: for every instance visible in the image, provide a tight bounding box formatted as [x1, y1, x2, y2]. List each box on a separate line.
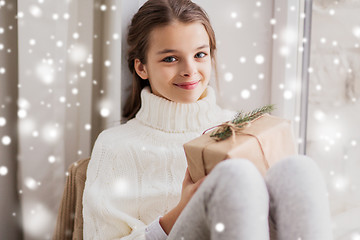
[183, 114, 298, 183]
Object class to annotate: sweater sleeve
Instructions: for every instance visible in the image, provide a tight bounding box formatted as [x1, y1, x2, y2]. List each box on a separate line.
[82, 130, 167, 240]
[145, 216, 168, 240]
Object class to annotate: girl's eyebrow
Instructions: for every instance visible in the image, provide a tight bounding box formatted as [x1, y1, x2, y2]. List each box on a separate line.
[156, 44, 210, 55]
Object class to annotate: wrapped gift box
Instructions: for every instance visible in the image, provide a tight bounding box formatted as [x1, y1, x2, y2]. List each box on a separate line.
[183, 113, 298, 183]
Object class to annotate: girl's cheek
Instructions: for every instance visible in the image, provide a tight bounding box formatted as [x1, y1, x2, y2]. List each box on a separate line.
[203, 64, 212, 75]
[160, 68, 176, 80]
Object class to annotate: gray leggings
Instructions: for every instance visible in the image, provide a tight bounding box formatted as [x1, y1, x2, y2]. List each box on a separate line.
[167, 155, 333, 240]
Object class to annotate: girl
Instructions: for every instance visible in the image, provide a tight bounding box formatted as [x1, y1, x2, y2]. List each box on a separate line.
[82, 0, 333, 239]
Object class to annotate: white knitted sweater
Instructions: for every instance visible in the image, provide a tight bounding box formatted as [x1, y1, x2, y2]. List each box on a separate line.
[82, 86, 235, 239]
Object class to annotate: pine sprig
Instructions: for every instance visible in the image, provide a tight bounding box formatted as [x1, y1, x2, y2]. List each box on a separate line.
[210, 104, 276, 141]
[232, 104, 275, 124]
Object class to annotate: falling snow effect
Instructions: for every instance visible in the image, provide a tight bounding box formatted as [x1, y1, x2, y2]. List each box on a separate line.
[0, 117, 7, 126]
[2, 135, 11, 145]
[48, 155, 56, 164]
[0, 166, 8, 176]
[0, 0, 358, 239]
[215, 222, 225, 232]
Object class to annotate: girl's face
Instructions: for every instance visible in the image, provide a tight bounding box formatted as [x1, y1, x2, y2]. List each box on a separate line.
[135, 21, 212, 103]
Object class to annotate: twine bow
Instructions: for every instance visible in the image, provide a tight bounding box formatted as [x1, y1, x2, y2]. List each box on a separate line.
[203, 121, 252, 143]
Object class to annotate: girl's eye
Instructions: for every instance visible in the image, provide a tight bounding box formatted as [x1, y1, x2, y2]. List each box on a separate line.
[195, 52, 207, 58]
[162, 56, 177, 62]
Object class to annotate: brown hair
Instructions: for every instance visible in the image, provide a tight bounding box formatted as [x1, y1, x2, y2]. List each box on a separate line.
[123, 0, 218, 121]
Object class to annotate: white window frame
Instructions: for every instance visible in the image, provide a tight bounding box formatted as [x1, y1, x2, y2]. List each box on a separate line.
[270, 0, 312, 154]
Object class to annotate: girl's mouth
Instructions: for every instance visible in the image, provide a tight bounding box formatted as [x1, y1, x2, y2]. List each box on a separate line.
[174, 80, 200, 90]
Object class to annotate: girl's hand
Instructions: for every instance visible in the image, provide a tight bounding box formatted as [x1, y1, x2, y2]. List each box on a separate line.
[177, 167, 206, 210]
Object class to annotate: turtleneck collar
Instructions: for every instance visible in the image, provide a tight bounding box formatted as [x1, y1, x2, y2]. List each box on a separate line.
[135, 86, 223, 133]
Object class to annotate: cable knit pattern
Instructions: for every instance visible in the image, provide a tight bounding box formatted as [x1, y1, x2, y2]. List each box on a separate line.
[82, 86, 235, 239]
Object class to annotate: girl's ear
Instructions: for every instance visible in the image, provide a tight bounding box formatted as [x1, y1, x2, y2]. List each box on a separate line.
[134, 59, 149, 80]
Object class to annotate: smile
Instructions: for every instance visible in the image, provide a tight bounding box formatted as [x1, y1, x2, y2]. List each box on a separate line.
[174, 80, 200, 90]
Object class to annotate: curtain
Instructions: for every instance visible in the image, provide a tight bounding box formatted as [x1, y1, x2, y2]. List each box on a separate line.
[0, 0, 22, 239]
[1, 0, 122, 239]
[16, 0, 122, 239]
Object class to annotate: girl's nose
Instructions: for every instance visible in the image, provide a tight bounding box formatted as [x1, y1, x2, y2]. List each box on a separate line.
[180, 59, 197, 77]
